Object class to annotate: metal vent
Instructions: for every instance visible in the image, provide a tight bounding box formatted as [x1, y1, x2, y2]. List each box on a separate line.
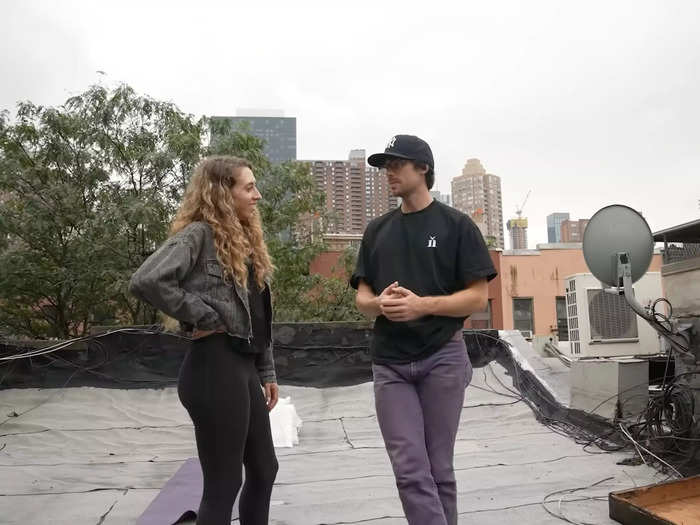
[568, 303, 578, 318]
[566, 283, 579, 349]
[587, 289, 638, 340]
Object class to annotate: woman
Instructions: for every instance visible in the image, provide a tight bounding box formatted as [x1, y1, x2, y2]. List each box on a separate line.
[129, 156, 279, 524]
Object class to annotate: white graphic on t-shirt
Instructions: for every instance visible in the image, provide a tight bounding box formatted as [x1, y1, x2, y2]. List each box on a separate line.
[387, 136, 397, 149]
[427, 236, 437, 248]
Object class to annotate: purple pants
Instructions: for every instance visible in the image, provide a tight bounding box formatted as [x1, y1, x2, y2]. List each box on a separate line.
[372, 331, 472, 525]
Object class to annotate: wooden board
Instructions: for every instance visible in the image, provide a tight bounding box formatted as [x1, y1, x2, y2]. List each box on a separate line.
[609, 475, 700, 524]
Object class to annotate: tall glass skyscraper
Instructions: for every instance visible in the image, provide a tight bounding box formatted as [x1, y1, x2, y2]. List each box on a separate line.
[210, 114, 296, 164]
[547, 213, 570, 243]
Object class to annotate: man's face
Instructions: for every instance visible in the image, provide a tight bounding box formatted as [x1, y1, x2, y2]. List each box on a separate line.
[381, 158, 426, 198]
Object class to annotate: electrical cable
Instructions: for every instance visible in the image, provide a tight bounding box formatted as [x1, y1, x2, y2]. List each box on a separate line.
[541, 476, 615, 525]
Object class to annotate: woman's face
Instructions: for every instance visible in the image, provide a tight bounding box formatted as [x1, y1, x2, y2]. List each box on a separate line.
[231, 167, 262, 221]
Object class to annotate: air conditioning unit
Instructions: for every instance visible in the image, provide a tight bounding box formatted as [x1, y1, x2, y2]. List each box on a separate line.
[519, 330, 533, 340]
[564, 273, 662, 359]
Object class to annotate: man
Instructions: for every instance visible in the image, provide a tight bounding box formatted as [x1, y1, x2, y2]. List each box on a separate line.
[350, 135, 497, 525]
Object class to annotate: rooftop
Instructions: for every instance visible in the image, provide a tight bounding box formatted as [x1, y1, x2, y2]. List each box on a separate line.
[653, 218, 700, 243]
[0, 330, 665, 524]
[535, 242, 584, 250]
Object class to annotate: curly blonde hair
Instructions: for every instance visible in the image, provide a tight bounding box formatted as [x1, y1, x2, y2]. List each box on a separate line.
[170, 156, 274, 289]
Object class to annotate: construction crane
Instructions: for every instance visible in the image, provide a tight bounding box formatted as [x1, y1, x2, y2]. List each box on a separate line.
[516, 190, 531, 219]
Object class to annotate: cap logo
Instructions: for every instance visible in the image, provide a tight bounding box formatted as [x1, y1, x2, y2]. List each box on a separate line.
[386, 136, 397, 149]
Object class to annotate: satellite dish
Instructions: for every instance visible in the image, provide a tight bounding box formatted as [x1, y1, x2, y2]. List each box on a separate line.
[583, 205, 654, 288]
[583, 205, 691, 357]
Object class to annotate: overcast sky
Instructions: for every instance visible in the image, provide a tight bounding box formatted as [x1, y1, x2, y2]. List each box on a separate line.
[2, 0, 699, 247]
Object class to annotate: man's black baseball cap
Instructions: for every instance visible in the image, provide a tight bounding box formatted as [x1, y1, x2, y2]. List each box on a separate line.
[367, 134, 434, 169]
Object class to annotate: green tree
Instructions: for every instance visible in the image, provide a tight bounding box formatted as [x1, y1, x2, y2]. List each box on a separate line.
[0, 84, 364, 338]
[75, 85, 206, 326]
[0, 100, 113, 337]
[309, 246, 364, 322]
[0, 85, 205, 336]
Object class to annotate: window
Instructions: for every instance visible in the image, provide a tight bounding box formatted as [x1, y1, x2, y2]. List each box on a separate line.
[556, 297, 568, 341]
[470, 299, 492, 329]
[513, 298, 534, 336]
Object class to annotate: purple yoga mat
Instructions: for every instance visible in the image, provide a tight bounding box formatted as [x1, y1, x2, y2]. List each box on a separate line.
[136, 458, 202, 525]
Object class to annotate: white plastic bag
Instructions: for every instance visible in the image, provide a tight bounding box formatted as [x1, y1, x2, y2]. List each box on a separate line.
[269, 396, 303, 448]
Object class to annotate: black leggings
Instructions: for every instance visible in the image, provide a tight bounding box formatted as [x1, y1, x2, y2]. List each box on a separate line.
[178, 333, 278, 525]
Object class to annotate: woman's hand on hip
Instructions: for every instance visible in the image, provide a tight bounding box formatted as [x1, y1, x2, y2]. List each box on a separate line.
[264, 382, 279, 411]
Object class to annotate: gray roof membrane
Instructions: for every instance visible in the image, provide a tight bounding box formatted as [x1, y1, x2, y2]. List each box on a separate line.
[0, 333, 665, 524]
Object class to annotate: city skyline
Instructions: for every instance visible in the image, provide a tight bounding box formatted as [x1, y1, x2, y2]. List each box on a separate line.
[451, 159, 505, 248]
[209, 111, 573, 244]
[301, 150, 398, 235]
[2, 2, 698, 246]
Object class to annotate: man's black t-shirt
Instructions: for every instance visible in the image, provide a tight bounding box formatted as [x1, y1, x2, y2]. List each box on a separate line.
[350, 200, 497, 363]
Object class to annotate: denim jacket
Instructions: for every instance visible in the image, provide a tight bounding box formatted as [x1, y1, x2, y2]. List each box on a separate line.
[128, 221, 276, 384]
